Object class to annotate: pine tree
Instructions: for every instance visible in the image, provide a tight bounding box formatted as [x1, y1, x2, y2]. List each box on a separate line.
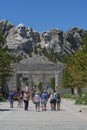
[0, 30, 14, 86]
[62, 32, 87, 95]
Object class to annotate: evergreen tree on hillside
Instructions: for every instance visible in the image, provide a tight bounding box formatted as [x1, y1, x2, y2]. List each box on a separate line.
[0, 31, 14, 87]
[62, 32, 87, 95]
[82, 32, 87, 53]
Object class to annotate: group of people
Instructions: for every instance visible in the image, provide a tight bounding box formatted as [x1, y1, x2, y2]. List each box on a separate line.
[8, 90, 61, 112]
[9, 90, 24, 108]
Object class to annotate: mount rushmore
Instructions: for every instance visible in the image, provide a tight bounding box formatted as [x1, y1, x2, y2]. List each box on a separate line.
[0, 20, 86, 56]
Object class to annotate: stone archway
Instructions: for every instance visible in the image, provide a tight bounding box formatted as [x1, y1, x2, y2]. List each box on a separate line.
[8, 56, 63, 93]
[16, 70, 62, 93]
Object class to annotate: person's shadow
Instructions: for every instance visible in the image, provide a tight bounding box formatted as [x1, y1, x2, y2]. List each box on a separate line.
[0, 109, 10, 111]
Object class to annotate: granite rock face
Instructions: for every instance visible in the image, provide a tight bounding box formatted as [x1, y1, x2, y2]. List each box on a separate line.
[0, 20, 86, 56]
[39, 29, 63, 53]
[0, 20, 14, 37]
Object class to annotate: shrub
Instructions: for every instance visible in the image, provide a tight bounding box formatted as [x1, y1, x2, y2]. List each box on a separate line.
[63, 94, 77, 99]
[75, 91, 87, 105]
[0, 94, 6, 102]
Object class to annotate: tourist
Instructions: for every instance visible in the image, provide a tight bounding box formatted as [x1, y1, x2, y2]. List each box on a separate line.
[9, 91, 14, 108]
[33, 91, 40, 112]
[23, 91, 30, 111]
[17, 91, 23, 108]
[41, 90, 48, 111]
[49, 91, 55, 111]
[54, 90, 57, 110]
[56, 93, 61, 111]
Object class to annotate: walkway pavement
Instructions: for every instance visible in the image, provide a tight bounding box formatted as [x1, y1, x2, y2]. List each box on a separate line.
[0, 99, 87, 130]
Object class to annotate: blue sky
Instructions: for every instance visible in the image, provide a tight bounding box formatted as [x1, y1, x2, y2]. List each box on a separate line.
[0, 0, 87, 32]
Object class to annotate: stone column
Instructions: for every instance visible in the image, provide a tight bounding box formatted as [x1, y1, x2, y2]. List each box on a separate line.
[42, 74, 46, 90]
[16, 74, 21, 91]
[55, 71, 62, 93]
[28, 74, 33, 92]
[55, 72, 58, 92]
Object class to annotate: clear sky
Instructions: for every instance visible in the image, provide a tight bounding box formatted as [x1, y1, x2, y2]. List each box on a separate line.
[0, 0, 87, 32]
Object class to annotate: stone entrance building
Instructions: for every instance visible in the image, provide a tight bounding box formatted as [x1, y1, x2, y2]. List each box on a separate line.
[8, 55, 63, 93]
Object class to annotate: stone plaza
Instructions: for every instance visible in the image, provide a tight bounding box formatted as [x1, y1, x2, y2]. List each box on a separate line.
[0, 98, 87, 130]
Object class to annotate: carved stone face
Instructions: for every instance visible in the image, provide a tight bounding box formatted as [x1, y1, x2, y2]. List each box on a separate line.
[16, 24, 26, 35]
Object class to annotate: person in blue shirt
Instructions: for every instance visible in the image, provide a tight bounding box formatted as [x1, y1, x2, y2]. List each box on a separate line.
[41, 90, 48, 111]
[9, 91, 14, 108]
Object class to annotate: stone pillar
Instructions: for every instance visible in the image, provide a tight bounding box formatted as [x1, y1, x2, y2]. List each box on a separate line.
[55, 72, 58, 92]
[8, 74, 17, 91]
[16, 74, 21, 91]
[28, 74, 33, 92]
[55, 71, 62, 93]
[42, 74, 46, 90]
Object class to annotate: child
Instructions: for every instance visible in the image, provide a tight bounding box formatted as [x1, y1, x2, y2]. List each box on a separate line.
[56, 93, 61, 110]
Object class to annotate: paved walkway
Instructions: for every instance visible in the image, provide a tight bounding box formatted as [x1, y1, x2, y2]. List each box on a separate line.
[0, 99, 87, 130]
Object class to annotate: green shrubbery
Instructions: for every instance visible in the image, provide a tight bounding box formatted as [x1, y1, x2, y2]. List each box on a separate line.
[75, 91, 87, 105]
[0, 94, 6, 102]
[63, 94, 77, 99]
[63, 92, 87, 105]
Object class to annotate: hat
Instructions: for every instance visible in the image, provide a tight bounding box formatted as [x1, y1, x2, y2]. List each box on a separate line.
[51, 90, 54, 93]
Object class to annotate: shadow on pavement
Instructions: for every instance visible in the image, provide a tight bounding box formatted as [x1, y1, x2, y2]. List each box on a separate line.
[0, 109, 10, 111]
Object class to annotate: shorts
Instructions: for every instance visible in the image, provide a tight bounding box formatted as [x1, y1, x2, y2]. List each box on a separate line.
[34, 101, 40, 105]
[50, 99, 55, 104]
[41, 99, 47, 104]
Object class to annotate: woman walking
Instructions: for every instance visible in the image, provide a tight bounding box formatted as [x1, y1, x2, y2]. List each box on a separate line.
[23, 91, 30, 111]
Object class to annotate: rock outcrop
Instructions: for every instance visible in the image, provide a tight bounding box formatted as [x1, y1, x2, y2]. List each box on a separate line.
[0, 20, 14, 37]
[0, 20, 86, 56]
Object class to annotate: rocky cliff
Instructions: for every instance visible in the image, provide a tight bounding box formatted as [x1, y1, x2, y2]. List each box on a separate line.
[0, 20, 86, 56]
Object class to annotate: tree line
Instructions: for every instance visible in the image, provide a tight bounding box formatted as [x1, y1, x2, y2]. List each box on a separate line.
[62, 32, 87, 95]
[0, 31, 16, 87]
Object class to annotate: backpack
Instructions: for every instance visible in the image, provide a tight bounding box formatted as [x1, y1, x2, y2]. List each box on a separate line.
[34, 94, 40, 103]
[41, 93, 47, 100]
[19, 93, 23, 99]
[9, 93, 14, 99]
[56, 95, 60, 103]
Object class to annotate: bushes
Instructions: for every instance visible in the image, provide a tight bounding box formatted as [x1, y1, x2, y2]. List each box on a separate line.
[0, 94, 6, 102]
[63, 94, 77, 99]
[63, 92, 87, 105]
[75, 92, 87, 105]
